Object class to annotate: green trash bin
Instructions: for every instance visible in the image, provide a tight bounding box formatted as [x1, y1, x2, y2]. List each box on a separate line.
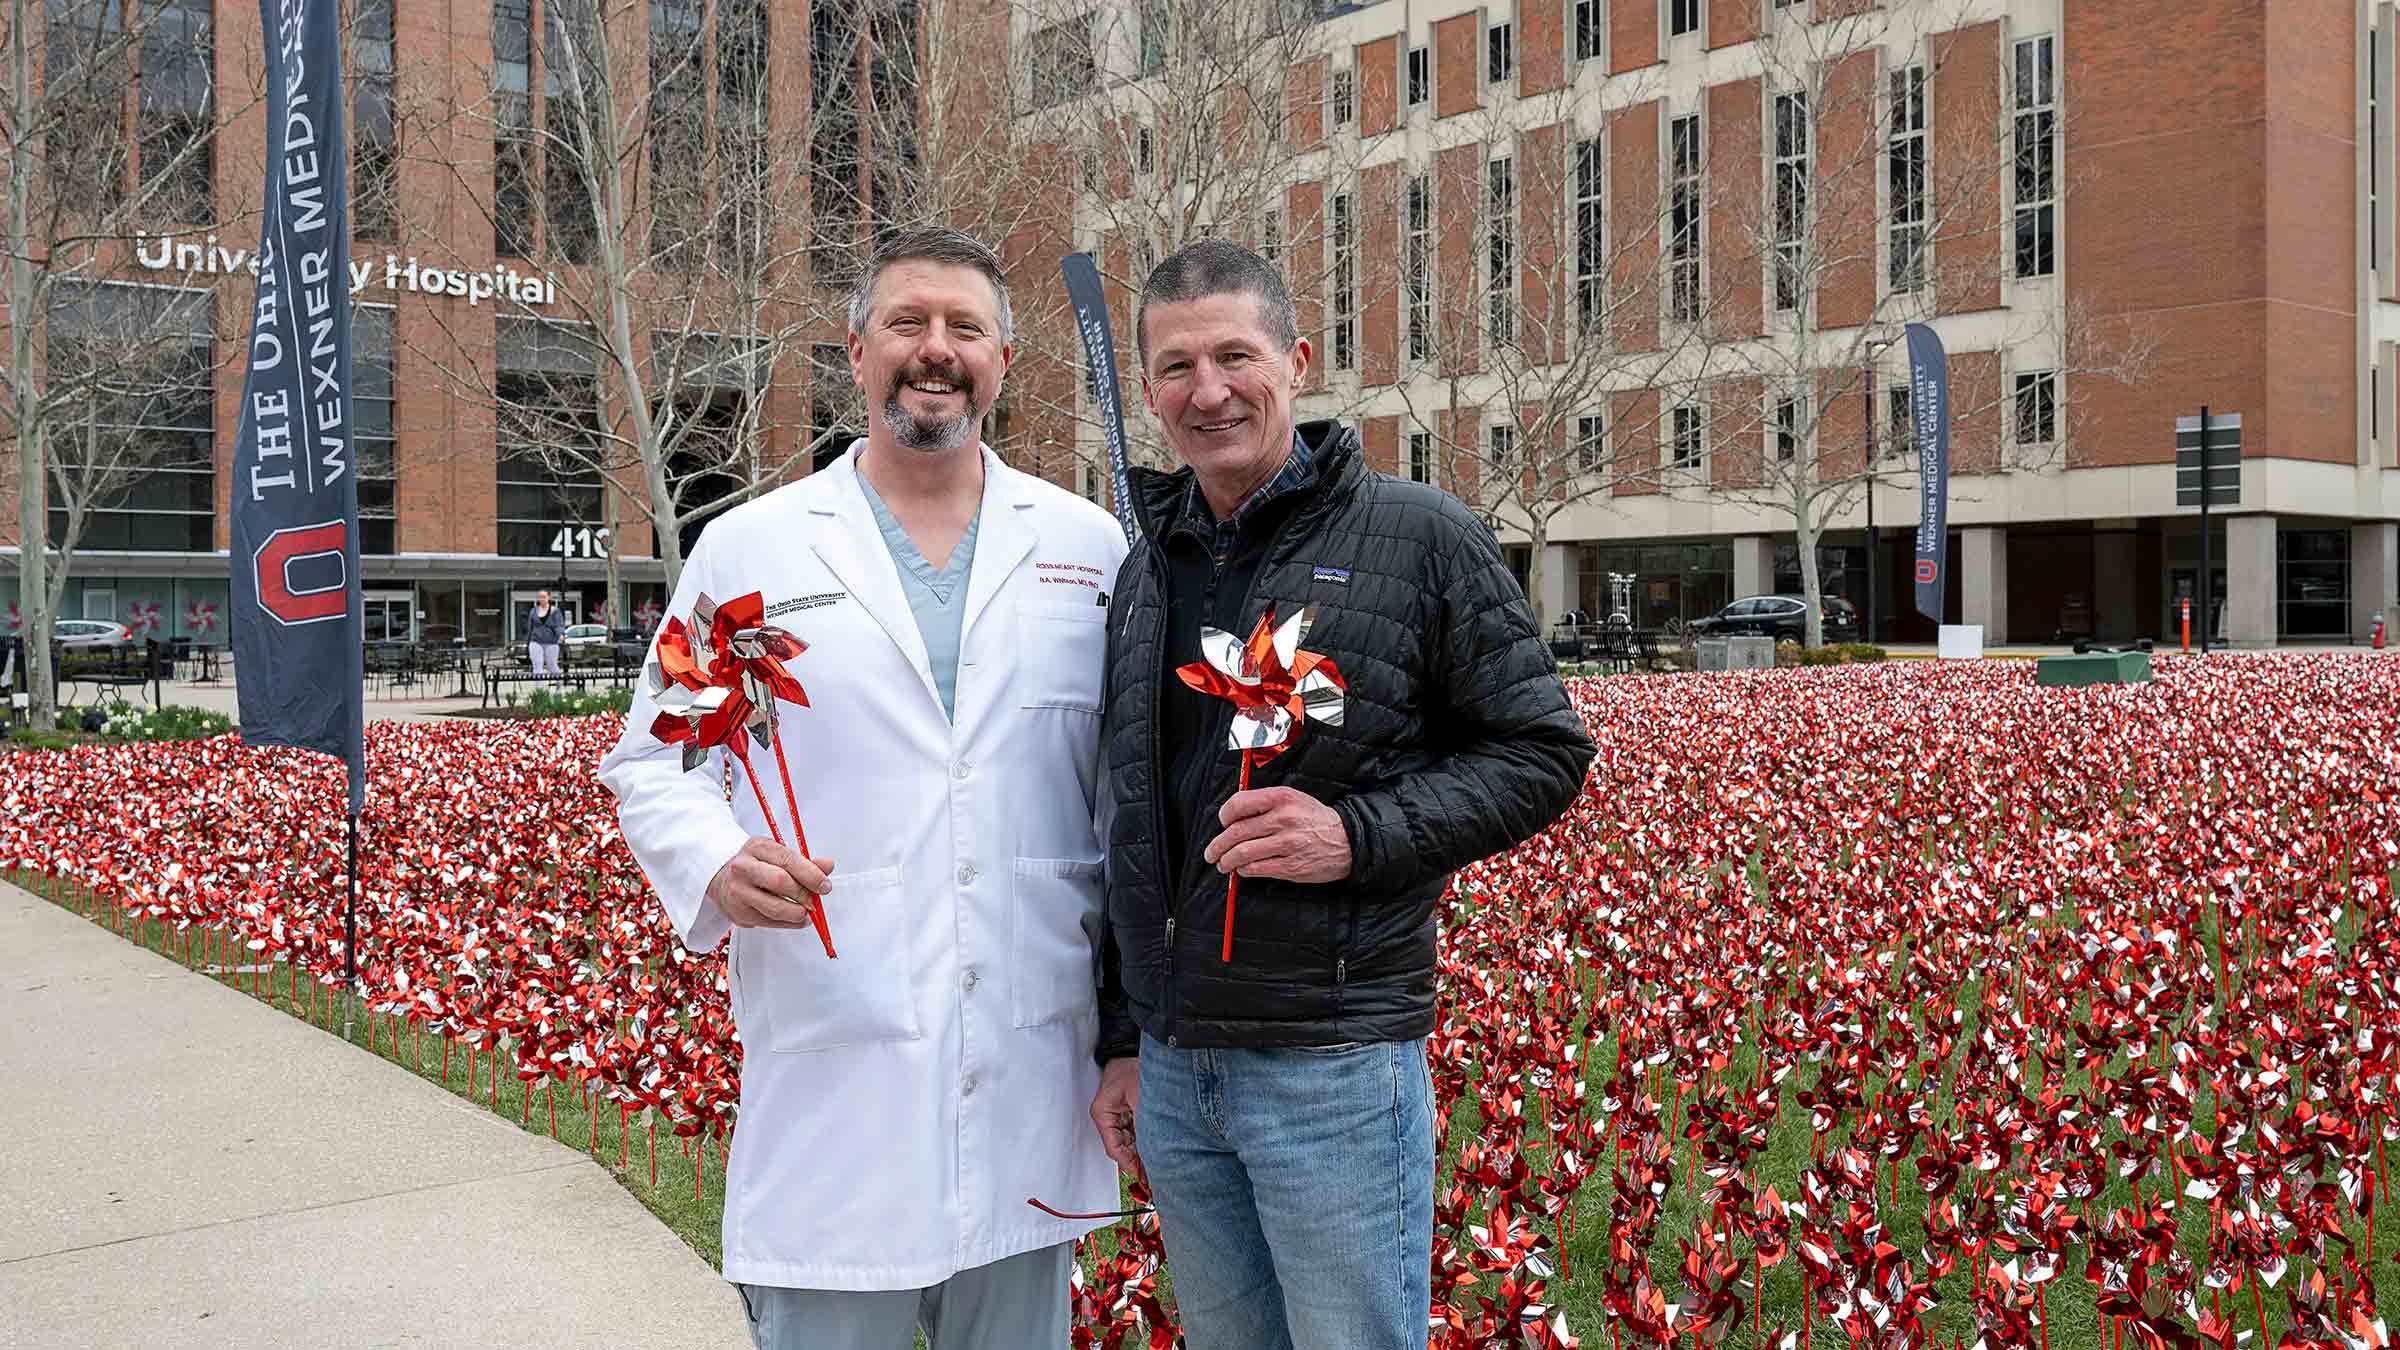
[2034, 650, 2153, 687]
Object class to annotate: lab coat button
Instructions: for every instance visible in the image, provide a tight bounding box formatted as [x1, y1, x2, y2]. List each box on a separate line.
[954, 760, 972, 780]
[963, 968, 979, 992]
[957, 862, 978, 885]
[961, 1074, 977, 1097]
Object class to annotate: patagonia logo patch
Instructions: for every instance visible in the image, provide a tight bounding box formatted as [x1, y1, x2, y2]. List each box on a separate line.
[1311, 566, 1352, 585]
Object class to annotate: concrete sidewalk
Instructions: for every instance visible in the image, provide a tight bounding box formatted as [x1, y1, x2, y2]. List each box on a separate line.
[0, 881, 747, 1349]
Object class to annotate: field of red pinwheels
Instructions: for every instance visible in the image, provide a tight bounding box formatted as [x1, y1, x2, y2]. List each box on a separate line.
[7, 652, 2399, 1349]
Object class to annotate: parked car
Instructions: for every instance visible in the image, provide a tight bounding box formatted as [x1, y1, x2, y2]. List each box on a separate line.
[53, 619, 133, 649]
[563, 623, 647, 667]
[1689, 594, 1862, 644]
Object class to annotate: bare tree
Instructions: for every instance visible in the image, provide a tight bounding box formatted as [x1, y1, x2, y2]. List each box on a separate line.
[417, 0, 874, 604]
[2, 0, 242, 728]
[1387, 77, 1736, 631]
[1669, 2, 2150, 646]
[992, 0, 1390, 491]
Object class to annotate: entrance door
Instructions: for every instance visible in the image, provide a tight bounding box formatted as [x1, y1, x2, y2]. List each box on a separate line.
[363, 591, 413, 642]
[84, 589, 115, 621]
[511, 589, 579, 641]
[2168, 567, 2227, 642]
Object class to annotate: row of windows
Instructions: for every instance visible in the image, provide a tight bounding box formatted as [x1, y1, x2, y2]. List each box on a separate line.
[1391, 368, 2058, 489]
[1292, 38, 2054, 363]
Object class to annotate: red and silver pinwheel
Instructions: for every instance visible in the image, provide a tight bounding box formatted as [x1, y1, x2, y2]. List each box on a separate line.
[647, 590, 835, 958]
[1175, 605, 1346, 961]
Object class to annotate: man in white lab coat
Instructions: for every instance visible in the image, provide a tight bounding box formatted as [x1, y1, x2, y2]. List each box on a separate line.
[598, 228, 1124, 1349]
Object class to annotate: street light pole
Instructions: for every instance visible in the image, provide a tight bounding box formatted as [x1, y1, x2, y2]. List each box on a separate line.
[1862, 339, 1893, 645]
[1864, 365, 1877, 647]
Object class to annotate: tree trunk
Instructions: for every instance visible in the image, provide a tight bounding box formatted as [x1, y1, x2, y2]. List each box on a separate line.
[1795, 504, 1825, 650]
[1523, 514, 1551, 632]
[7, 0, 56, 730]
[604, 478, 622, 628]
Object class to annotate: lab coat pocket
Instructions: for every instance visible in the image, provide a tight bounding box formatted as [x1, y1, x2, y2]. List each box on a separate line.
[740, 864, 921, 1053]
[1020, 610, 1106, 713]
[1010, 857, 1104, 1028]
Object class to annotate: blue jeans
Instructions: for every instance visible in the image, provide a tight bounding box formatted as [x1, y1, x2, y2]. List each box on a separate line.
[1136, 1034, 1434, 1350]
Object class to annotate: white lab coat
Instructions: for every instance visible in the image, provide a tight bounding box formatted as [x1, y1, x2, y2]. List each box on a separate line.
[597, 444, 1125, 1292]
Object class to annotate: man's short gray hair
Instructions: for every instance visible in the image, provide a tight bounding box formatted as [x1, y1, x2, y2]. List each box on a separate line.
[1135, 239, 1300, 368]
[846, 228, 1014, 343]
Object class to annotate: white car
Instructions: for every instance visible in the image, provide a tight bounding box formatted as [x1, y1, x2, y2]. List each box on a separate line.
[54, 619, 132, 648]
[560, 622, 609, 650]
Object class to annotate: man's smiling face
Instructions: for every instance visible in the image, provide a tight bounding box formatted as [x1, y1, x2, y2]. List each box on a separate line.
[849, 260, 1012, 453]
[1139, 291, 1311, 515]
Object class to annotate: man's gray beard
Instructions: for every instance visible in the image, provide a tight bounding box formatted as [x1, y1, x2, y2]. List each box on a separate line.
[884, 395, 977, 451]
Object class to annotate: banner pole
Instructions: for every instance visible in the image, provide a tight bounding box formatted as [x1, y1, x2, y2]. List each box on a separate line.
[344, 806, 359, 1040]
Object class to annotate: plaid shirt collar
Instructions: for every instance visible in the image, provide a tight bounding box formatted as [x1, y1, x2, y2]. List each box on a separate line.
[1182, 431, 1314, 563]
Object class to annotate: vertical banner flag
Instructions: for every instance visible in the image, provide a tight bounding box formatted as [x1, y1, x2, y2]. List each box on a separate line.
[1905, 322, 1950, 626]
[231, 0, 363, 814]
[1060, 253, 1139, 544]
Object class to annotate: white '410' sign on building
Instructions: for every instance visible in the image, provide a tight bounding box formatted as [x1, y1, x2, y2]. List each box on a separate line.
[137, 234, 559, 307]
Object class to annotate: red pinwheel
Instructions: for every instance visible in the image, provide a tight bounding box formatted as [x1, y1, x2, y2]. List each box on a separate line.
[4, 602, 18, 633]
[126, 601, 163, 636]
[184, 600, 220, 636]
[1174, 605, 1346, 961]
[647, 590, 834, 958]
[634, 598, 662, 633]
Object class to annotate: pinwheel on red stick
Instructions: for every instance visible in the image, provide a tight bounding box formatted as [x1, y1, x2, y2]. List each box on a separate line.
[647, 589, 835, 958]
[1174, 605, 1346, 962]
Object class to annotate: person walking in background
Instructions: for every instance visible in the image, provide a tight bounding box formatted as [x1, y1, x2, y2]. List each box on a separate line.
[526, 589, 565, 680]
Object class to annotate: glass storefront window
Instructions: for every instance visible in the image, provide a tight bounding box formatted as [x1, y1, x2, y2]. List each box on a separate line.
[464, 584, 506, 648]
[2278, 528, 2348, 637]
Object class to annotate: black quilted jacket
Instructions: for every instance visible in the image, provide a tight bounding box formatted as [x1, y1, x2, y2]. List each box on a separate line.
[1095, 421, 1596, 1059]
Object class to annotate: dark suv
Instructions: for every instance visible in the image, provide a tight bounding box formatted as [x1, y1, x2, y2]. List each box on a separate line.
[1690, 594, 1862, 644]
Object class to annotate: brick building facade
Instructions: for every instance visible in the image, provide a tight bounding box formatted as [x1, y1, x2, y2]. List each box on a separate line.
[1039, 0, 2400, 645]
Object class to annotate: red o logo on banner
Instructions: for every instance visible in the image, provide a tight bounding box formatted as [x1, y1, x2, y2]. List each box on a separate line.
[1915, 560, 1938, 583]
[252, 522, 350, 625]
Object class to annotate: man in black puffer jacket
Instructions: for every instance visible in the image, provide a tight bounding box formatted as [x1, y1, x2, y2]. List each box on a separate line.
[1087, 241, 1594, 1350]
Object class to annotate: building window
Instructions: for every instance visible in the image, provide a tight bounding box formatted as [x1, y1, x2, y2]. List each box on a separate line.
[1405, 174, 1432, 360]
[649, 0, 707, 264]
[1883, 385, 1913, 460]
[1487, 22, 1514, 88]
[2014, 36, 2056, 278]
[1027, 13, 1095, 111]
[1668, 0, 1700, 39]
[1576, 136, 1605, 333]
[1137, 125, 1154, 175]
[1576, 414, 1605, 473]
[356, 307, 398, 556]
[809, 3, 862, 270]
[1331, 191, 1356, 371]
[1332, 67, 1355, 125]
[495, 318, 605, 558]
[2278, 529, 2352, 638]
[1486, 156, 1514, 344]
[352, 0, 396, 242]
[2013, 370, 2057, 445]
[1407, 45, 1429, 107]
[1574, 0, 1602, 62]
[1774, 394, 1801, 462]
[137, 0, 215, 224]
[44, 282, 216, 553]
[1139, 0, 1169, 73]
[1773, 91, 1809, 312]
[1668, 114, 1702, 324]
[1672, 404, 1703, 469]
[493, 0, 536, 256]
[1489, 423, 1517, 483]
[1888, 65, 1928, 293]
[1407, 430, 1433, 483]
[1260, 203, 1282, 265]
